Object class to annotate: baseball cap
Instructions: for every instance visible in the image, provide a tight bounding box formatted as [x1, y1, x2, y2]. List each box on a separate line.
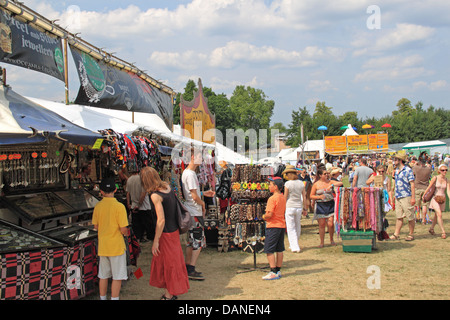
[99, 177, 117, 193]
[268, 176, 284, 190]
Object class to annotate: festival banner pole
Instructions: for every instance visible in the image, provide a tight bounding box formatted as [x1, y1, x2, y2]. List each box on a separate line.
[64, 37, 69, 105]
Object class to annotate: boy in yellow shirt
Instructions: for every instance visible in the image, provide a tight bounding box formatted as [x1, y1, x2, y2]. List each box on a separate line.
[262, 176, 286, 280]
[92, 177, 129, 300]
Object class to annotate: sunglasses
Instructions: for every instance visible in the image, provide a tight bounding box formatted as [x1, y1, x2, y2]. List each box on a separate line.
[378, 170, 385, 173]
[441, 169, 448, 172]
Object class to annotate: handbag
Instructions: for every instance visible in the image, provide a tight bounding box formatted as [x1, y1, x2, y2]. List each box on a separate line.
[434, 195, 446, 204]
[423, 179, 436, 202]
[173, 191, 192, 234]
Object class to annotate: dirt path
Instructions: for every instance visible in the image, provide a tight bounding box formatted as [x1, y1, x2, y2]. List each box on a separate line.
[87, 212, 450, 300]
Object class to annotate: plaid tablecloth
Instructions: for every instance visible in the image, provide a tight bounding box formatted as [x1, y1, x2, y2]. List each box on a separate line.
[0, 239, 98, 300]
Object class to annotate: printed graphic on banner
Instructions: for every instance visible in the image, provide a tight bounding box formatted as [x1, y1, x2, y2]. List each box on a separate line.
[368, 133, 388, 151]
[70, 45, 173, 128]
[180, 78, 216, 145]
[347, 135, 369, 152]
[0, 8, 65, 81]
[325, 136, 347, 155]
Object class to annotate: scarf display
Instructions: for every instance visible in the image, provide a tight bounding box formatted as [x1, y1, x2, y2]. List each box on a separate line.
[334, 187, 389, 238]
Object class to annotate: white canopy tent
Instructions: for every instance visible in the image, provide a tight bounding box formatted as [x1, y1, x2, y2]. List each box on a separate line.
[172, 125, 251, 164]
[342, 124, 358, 136]
[402, 140, 449, 157]
[256, 157, 282, 165]
[295, 140, 325, 160]
[276, 148, 298, 163]
[28, 97, 215, 150]
[402, 140, 446, 150]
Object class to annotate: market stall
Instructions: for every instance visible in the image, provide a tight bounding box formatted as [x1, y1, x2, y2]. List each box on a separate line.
[334, 186, 390, 253]
[0, 84, 105, 300]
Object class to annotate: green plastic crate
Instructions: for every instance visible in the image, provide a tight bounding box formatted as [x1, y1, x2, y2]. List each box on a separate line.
[341, 230, 374, 253]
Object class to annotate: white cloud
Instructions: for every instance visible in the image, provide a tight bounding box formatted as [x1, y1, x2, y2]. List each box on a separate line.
[428, 80, 448, 91]
[354, 54, 434, 82]
[209, 41, 325, 68]
[210, 76, 262, 93]
[352, 23, 436, 57]
[308, 80, 337, 92]
[150, 41, 345, 70]
[362, 54, 424, 69]
[149, 51, 208, 70]
[375, 23, 435, 50]
[355, 67, 432, 82]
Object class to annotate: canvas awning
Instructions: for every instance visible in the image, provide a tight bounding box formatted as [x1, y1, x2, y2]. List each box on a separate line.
[0, 85, 103, 146]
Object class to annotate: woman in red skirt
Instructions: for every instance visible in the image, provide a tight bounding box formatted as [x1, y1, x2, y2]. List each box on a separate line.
[140, 167, 190, 300]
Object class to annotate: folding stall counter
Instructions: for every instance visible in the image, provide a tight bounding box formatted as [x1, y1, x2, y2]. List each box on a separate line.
[0, 85, 104, 300]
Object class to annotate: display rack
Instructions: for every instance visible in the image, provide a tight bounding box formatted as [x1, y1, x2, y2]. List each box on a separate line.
[225, 164, 271, 272]
[334, 186, 390, 252]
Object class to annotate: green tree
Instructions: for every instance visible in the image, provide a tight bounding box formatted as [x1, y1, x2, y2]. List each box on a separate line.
[229, 85, 274, 149]
[286, 106, 313, 147]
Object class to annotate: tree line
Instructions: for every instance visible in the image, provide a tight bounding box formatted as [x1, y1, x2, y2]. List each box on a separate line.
[173, 80, 450, 148]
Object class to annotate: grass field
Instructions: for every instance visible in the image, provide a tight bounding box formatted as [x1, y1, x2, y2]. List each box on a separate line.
[89, 170, 450, 300]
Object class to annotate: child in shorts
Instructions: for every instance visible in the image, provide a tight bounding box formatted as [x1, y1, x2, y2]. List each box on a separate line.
[262, 176, 286, 280]
[92, 177, 129, 300]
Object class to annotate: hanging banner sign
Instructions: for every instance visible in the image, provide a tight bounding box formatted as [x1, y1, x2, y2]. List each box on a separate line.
[347, 135, 369, 152]
[0, 8, 65, 81]
[70, 45, 173, 128]
[368, 133, 388, 151]
[180, 78, 216, 145]
[324, 136, 347, 155]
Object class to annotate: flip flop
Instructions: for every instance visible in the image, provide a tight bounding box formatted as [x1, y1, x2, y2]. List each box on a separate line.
[390, 234, 400, 240]
[429, 229, 435, 235]
[405, 235, 414, 241]
[442, 234, 447, 239]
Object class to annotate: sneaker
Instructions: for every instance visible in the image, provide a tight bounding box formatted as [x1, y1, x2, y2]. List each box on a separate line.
[188, 270, 205, 281]
[262, 271, 280, 280]
[277, 271, 282, 279]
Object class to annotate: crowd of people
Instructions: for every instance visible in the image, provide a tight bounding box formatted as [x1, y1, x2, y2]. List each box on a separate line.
[295, 151, 450, 244]
[90, 149, 450, 298]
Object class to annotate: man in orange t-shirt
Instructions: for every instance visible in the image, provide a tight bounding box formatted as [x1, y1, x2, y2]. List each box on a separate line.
[262, 177, 286, 280]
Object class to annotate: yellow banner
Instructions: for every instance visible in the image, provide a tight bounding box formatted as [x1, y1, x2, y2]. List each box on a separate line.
[347, 135, 368, 152]
[325, 134, 388, 154]
[368, 133, 389, 151]
[180, 79, 216, 145]
[324, 136, 347, 155]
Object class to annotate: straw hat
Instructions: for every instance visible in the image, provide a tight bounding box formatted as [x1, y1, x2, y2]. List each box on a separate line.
[282, 165, 298, 176]
[393, 151, 407, 162]
[330, 167, 342, 176]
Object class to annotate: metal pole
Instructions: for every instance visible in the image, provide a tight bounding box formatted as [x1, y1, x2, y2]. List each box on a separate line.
[64, 37, 69, 105]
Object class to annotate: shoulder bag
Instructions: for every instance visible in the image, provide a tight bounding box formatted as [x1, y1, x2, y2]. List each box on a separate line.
[173, 191, 192, 234]
[423, 178, 436, 203]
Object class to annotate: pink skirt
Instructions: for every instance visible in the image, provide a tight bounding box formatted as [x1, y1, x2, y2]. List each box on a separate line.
[149, 230, 190, 296]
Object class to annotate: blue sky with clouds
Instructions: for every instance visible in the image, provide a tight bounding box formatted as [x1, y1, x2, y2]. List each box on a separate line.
[2, 0, 449, 127]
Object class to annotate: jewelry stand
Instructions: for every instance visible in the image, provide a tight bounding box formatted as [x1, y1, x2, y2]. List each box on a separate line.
[236, 242, 269, 274]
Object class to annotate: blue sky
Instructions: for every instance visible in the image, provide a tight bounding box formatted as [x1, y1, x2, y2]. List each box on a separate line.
[2, 0, 449, 127]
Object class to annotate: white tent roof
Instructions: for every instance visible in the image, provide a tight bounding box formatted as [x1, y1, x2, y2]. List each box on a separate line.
[215, 142, 251, 164]
[27, 97, 215, 149]
[256, 157, 282, 165]
[276, 148, 298, 161]
[295, 140, 325, 159]
[342, 124, 358, 136]
[402, 140, 446, 150]
[172, 124, 251, 164]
